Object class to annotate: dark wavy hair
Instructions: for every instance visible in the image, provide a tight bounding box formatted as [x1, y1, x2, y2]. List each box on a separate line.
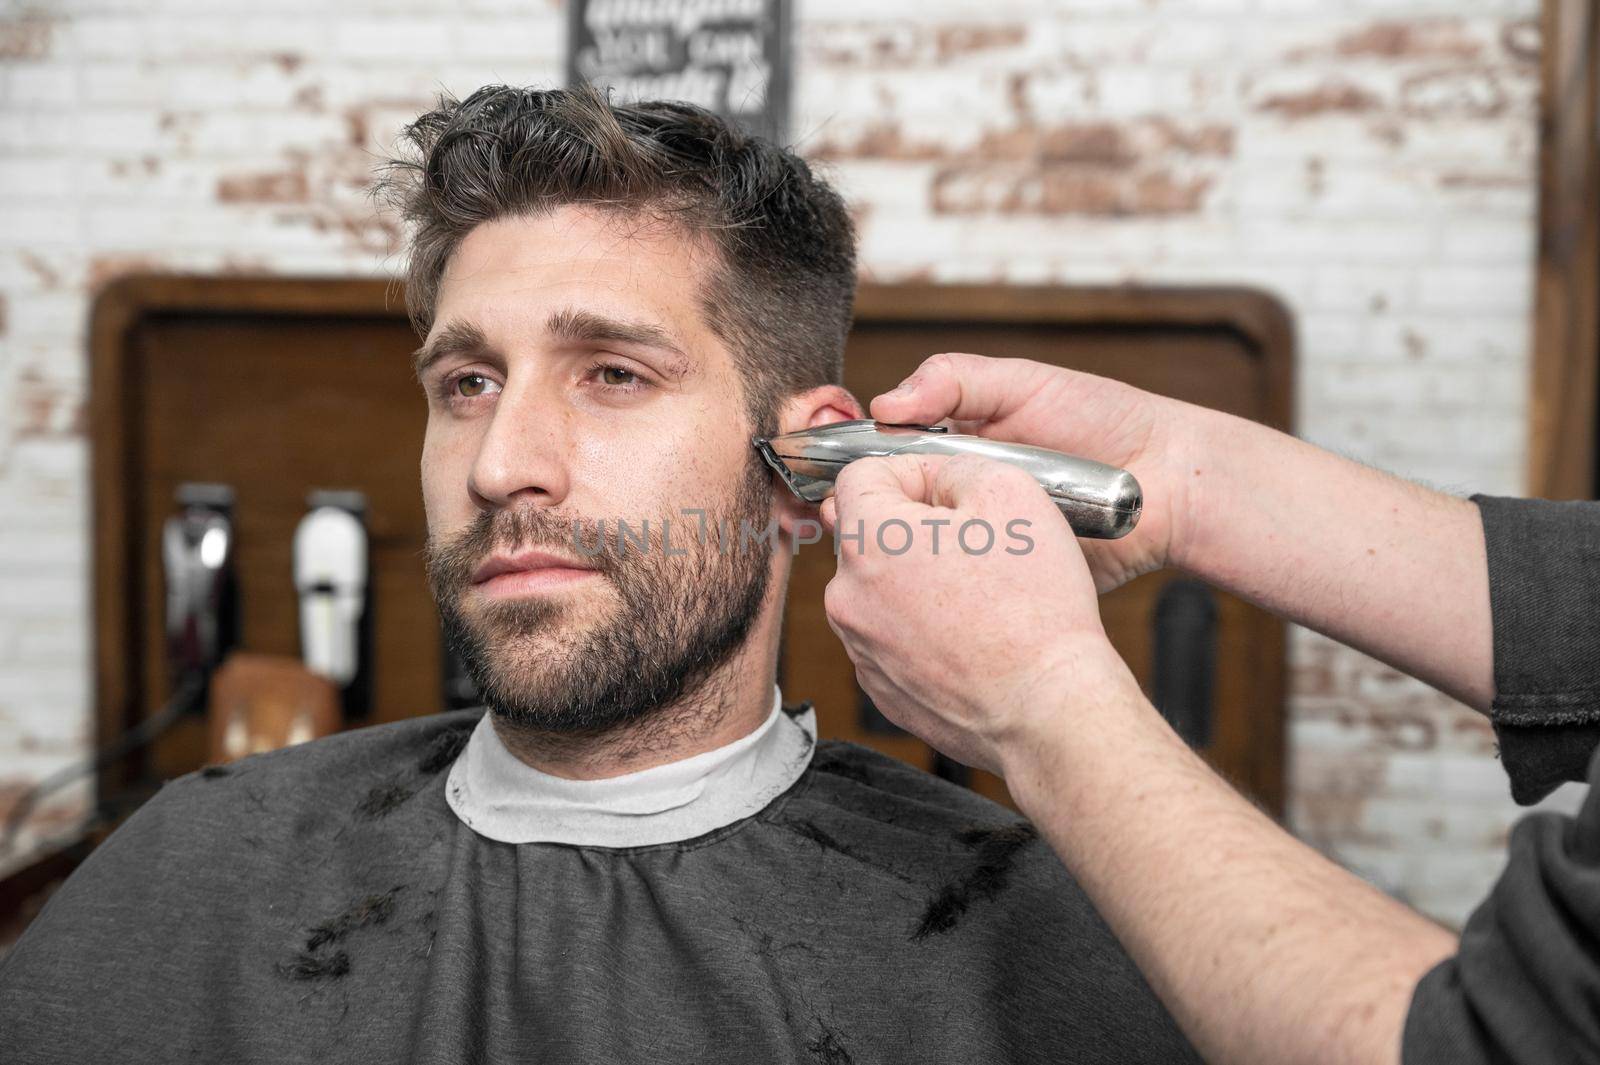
[376, 83, 857, 432]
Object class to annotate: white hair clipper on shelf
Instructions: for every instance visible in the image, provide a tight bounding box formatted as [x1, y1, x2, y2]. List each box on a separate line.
[292, 491, 371, 704]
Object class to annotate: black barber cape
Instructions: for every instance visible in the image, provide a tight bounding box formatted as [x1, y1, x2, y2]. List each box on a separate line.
[0, 699, 1196, 1062]
[1405, 496, 1600, 1062]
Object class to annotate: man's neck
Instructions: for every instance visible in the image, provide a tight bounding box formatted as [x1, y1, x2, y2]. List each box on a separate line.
[489, 647, 779, 780]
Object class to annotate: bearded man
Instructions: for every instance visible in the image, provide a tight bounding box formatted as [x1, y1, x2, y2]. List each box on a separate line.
[0, 85, 1197, 1064]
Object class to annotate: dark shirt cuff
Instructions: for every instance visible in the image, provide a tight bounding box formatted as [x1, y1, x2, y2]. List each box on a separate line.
[1473, 494, 1600, 804]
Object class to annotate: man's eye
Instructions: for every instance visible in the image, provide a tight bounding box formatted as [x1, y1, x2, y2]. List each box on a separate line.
[437, 372, 497, 403]
[594, 364, 644, 391]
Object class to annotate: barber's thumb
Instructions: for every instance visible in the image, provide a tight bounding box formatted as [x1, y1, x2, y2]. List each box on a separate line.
[868, 373, 928, 422]
[818, 496, 837, 531]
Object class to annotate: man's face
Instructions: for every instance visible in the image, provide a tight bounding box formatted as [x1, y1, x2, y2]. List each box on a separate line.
[417, 206, 774, 737]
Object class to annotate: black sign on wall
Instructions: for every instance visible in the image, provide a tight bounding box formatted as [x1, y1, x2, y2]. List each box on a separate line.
[566, 0, 791, 145]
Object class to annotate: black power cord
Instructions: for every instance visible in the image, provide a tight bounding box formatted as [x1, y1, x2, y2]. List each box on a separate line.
[0, 674, 207, 861]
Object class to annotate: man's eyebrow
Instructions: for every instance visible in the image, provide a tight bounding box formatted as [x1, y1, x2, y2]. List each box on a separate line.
[412, 310, 695, 382]
[412, 321, 493, 381]
[546, 308, 692, 377]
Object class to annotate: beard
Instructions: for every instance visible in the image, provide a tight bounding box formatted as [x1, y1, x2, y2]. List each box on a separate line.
[424, 454, 774, 744]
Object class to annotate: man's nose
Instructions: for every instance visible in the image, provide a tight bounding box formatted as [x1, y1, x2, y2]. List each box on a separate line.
[466, 379, 573, 510]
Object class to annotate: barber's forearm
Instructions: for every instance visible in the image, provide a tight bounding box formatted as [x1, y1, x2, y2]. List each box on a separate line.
[1002, 654, 1458, 1065]
[1174, 406, 1493, 711]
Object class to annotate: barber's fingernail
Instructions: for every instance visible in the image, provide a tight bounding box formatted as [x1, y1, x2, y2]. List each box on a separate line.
[888, 378, 918, 396]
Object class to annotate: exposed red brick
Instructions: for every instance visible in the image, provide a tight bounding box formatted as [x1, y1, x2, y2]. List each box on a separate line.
[296, 84, 326, 110]
[251, 100, 430, 258]
[935, 24, 1026, 61]
[807, 122, 947, 161]
[0, 9, 53, 60]
[1287, 19, 1483, 62]
[1257, 81, 1383, 119]
[931, 165, 1213, 217]
[813, 118, 1233, 167]
[216, 170, 311, 204]
[916, 115, 1230, 217]
[1403, 329, 1427, 359]
[271, 52, 304, 74]
[1024, 123, 1138, 166]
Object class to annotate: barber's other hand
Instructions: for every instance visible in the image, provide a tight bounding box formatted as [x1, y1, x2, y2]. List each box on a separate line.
[818, 453, 1136, 776]
[870, 353, 1199, 592]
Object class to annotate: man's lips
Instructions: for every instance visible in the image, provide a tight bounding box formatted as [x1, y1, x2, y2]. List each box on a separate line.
[471, 550, 599, 585]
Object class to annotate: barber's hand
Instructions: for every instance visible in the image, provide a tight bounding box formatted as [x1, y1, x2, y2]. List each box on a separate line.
[869, 353, 1200, 592]
[818, 452, 1137, 775]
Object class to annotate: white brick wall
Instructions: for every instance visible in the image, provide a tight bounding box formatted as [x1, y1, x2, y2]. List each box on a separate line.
[0, 0, 1565, 927]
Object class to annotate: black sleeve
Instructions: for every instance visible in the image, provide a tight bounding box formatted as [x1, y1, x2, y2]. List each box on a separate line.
[1472, 495, 1600, 806]
[1400, 496, 1600, 1063]
[1402, 741, 1600, 1062]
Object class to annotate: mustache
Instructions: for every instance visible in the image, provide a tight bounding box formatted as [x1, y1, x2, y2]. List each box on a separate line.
[482, 507, 614, 563]
[425, 507, 621, 596]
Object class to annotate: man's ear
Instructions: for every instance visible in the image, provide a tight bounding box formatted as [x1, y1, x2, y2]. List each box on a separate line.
[775, 384, 862, 435]
[767, 385, 863, 535]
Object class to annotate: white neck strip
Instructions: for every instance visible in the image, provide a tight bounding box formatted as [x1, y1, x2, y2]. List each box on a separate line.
[444, 687, 817, 847]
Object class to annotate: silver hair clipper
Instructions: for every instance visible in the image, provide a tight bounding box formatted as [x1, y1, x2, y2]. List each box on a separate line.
[754, 420, 1142, 540]
[161, 482, 239, 711]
